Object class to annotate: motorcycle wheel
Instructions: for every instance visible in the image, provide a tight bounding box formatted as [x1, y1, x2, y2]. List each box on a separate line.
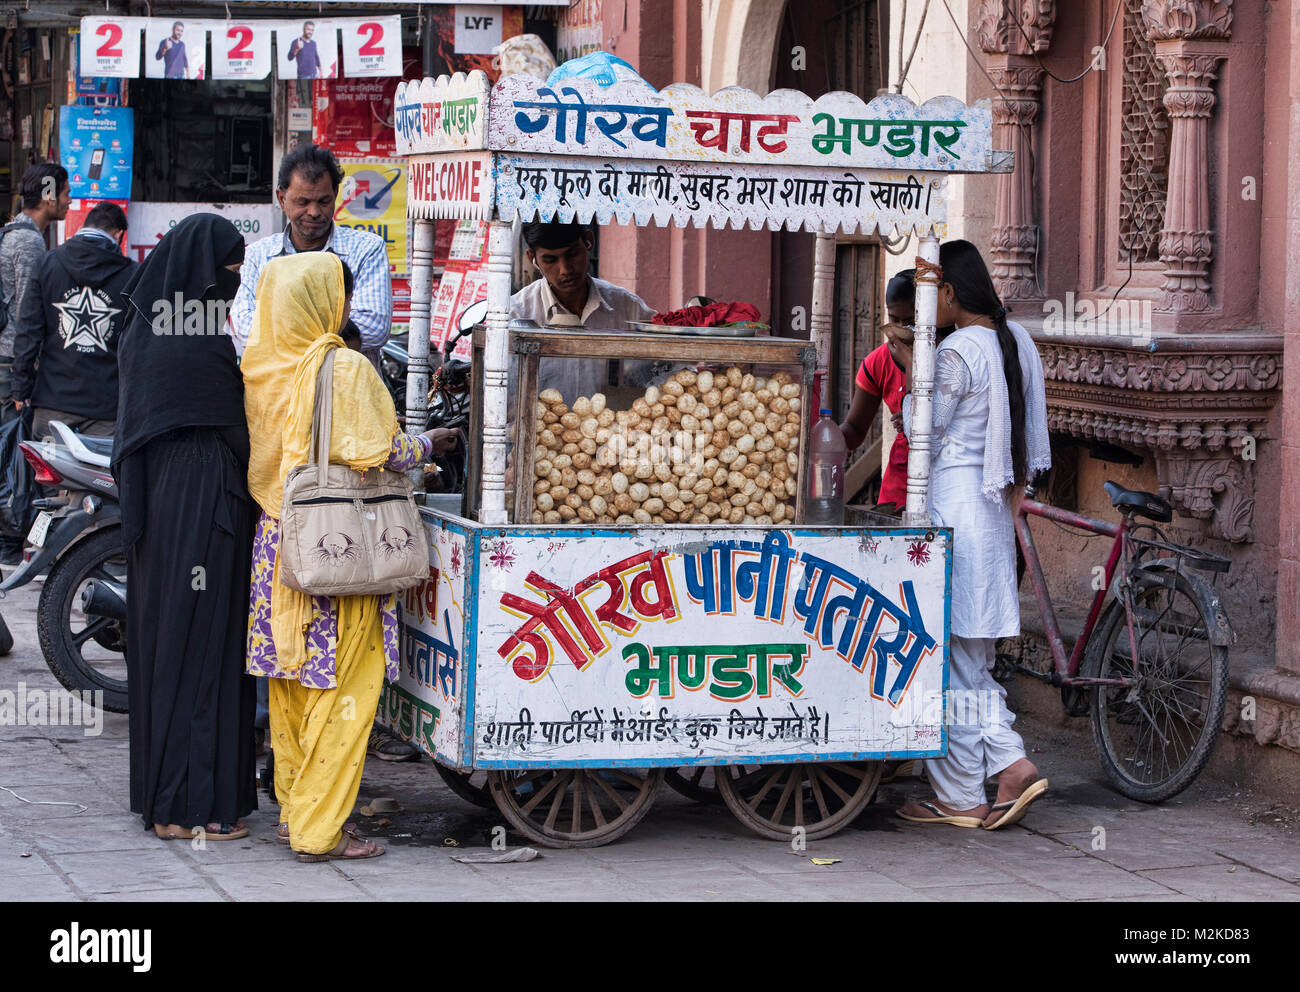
[37, 526, 129, 713]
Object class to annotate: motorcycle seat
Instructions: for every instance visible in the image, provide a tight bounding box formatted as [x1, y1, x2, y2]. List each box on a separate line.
[79, 435, 114, 456]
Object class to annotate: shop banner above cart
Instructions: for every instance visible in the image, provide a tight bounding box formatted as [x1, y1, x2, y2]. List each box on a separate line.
[336, 160, 409, 276]
[487, 74, 995, 174]
[58, 106, 133, 201]
[385, 519, 952, 768]
[78, 16, 401, 79]
[394, 72, 491, 156]
[495, 154, 947, 236]
[407, 151, 496, 220]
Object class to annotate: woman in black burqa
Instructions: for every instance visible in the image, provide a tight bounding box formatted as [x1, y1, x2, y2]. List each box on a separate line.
[112, 214, 257, 840]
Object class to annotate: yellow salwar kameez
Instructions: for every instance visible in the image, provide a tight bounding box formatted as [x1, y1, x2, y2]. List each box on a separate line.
[240, 251, 428, 857]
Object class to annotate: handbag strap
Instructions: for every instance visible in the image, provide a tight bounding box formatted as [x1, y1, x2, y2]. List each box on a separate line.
[307, 349, 336, 486]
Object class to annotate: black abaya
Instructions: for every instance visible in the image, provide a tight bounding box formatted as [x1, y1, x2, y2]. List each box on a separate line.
[113, 214, 258, 830]
[124, 427, 257, 828]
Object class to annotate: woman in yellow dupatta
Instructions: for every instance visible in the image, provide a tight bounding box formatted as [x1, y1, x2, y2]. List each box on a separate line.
[242, 251, 447, 862]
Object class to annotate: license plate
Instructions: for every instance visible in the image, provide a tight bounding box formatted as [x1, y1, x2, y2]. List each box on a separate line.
[27, 511, 52, 549]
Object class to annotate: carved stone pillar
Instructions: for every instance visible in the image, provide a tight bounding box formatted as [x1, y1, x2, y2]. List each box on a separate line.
[985, 58, 1045, 301]
[977, 1, 1056, 302]
[1142, 1, 1233, 317]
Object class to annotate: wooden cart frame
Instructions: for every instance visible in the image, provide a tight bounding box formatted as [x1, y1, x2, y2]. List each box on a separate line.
[386, 64, 1011, 847]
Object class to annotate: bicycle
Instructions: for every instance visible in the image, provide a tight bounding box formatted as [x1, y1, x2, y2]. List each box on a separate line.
[1012, 478, 1235, 802]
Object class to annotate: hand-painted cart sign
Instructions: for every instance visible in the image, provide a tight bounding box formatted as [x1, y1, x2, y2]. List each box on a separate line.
[487, 75, 994, 173]
[407, 151, 496, 220]
[495, 153, 946, 235]
[394, 72, 491, 156]
[380, 516, 470, 766]
[384, 513, 952, 768]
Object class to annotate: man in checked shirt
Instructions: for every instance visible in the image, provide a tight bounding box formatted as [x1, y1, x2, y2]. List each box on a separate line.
[230, 144, 392, 369]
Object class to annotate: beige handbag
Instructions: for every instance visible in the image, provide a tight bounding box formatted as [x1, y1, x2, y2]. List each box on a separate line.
[277, 350, 428, 596]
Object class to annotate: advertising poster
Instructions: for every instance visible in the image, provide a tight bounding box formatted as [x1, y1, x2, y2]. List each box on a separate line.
[425, 5, 523, 79]
[556, 0, 604, 63]
[63, 199, 129, 252]
[125, 201, 275, 263]
[275, 19, 339, 80]
[78, 16, 145, 78]
[59, 106, 133, 201]
[312, 78, 399, 157]
[335, 160, 408, 276]
[339, 15, 402, 78]
[454, 5, 506, 53]
[144, 18, 206, 80]
[211, 21, 273, 80]
[429, 269, 464, 347]
[69, 29, 126, 106]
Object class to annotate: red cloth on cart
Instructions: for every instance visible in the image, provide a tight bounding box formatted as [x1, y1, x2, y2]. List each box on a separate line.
[651, 301, 762, 326]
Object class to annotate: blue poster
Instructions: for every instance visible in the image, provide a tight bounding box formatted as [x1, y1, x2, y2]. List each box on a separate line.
[59, 106, 134, 201]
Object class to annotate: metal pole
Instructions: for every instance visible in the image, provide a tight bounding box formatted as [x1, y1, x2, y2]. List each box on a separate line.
[904, 233, 940, 525]
[479, 218, 513, 525]
[405, 217, 435, 482]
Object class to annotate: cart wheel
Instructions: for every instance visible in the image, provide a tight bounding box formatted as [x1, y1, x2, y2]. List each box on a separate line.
[717, 761, 883, 841]
[434, 764, 495, 810]
[487, 768, 664, 849]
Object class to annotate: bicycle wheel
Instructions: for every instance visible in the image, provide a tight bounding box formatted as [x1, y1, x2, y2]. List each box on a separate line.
[1088, 565, 1229, 802]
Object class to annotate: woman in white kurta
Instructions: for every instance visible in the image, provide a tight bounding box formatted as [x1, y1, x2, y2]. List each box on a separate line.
[891, 241, 1051, 830]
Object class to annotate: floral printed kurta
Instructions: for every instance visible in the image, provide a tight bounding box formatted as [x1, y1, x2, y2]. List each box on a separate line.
[246, 431, 430, 689]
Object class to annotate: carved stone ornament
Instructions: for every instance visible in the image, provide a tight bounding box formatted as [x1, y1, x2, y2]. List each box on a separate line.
[1034, 332, 1278, 542]
[1141, 0, 1233, 41]
[977, 0, 1057, 55]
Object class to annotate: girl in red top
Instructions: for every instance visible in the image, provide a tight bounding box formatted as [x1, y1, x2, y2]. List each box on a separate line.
[839, 271, 915, 512]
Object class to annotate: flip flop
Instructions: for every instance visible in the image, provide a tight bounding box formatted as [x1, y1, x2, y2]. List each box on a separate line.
[296, 834, 386, 863]
[896, 800, 984, 828]
[983, 778, 1049, 831]
[154, 823, 249, 841]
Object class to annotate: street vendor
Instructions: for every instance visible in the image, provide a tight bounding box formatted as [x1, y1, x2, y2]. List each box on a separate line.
[510, 220, 659, 401]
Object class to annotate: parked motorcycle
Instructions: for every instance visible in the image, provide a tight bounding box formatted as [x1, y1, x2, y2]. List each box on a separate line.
[0, 421, 127, 712]
[379, 327, 472, 492]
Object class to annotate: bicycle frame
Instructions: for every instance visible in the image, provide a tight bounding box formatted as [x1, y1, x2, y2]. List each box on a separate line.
[1014, 493, 1133, 688]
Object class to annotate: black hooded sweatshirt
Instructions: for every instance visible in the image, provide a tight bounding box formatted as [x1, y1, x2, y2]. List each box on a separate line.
[12, 230, 137, 419]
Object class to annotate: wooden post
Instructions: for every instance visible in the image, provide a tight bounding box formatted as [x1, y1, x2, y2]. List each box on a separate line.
[480, 219, 513, 525]
[904, 233, 940, 526]
[405, 218, 435, 483]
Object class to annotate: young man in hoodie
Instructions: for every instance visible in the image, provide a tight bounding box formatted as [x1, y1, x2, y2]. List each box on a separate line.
[12, 201, 136, 439]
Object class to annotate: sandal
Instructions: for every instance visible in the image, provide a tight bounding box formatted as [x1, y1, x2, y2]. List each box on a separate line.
[296, 833, 386, 863]
[278, 821, 363, 846]
[983, 778, 1049, 831]
[896, 800, 984, 828]
[154, 822, 249, 842]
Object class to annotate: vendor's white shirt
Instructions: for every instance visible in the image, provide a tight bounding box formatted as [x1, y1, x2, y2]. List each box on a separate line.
[509, 274, 657, 403]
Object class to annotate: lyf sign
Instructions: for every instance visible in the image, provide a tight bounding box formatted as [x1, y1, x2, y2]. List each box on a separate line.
[455, 5, 503, 53]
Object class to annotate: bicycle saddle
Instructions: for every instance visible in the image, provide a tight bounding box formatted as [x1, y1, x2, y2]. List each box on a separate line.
[1103, 480, 1172, 522]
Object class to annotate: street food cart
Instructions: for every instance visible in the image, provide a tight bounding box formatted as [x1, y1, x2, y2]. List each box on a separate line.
[380, 64, 1008, 847]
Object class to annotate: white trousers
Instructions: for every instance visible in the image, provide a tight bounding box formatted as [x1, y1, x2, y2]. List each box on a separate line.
[925, 634, 1026, 809]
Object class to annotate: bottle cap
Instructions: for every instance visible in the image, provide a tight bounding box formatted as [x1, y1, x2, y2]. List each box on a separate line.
[820, 408, 833, 416]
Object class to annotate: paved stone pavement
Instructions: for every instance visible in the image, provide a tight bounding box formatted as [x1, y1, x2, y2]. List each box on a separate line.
[2, 581, 1298, 902]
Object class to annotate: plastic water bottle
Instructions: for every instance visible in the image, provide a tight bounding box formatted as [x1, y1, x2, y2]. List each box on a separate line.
[806, 409, 846, 525]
